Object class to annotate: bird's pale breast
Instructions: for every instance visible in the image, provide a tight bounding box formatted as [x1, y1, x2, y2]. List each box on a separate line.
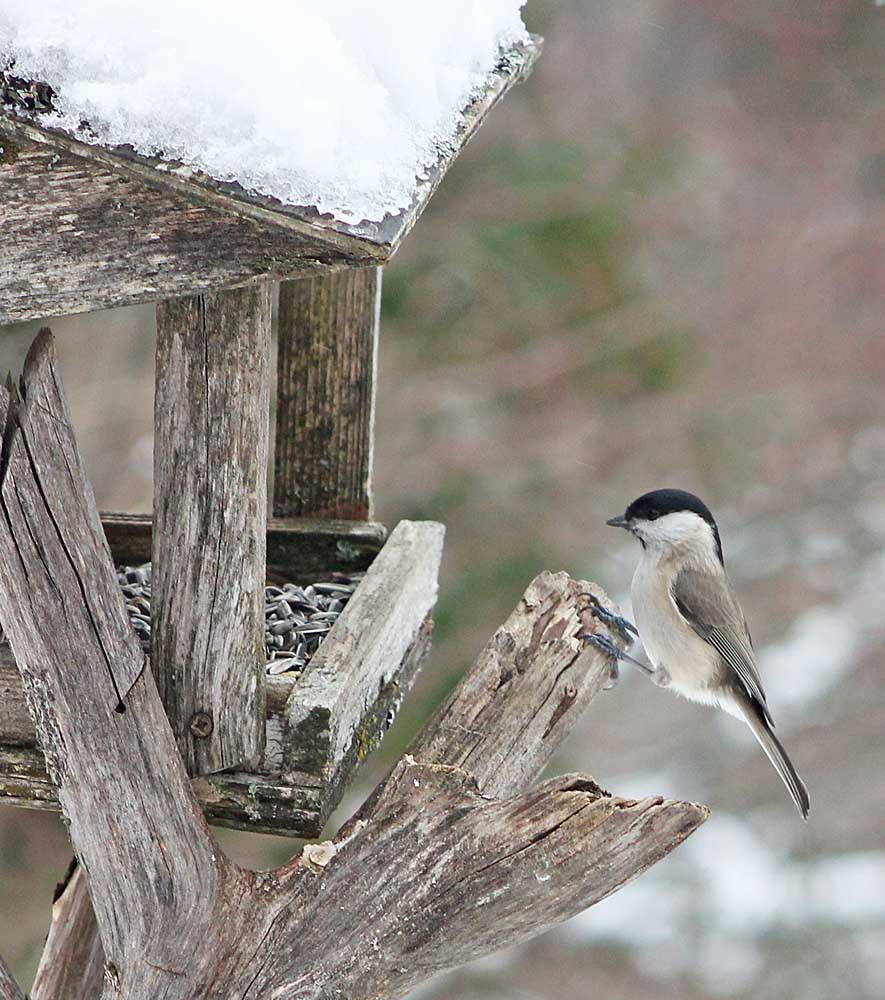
[631, 553, 726, 705]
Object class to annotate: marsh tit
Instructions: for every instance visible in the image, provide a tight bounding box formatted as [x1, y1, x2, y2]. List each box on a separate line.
[605, 488, 810, 819]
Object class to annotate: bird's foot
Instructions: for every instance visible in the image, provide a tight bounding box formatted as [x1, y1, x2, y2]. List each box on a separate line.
[579, 632, 622, 688]
[579, 631, 657, 686]
[576, 591, 639, 643]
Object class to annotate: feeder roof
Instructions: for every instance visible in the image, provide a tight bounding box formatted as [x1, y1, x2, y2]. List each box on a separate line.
[0, 5, 539, 323]
[1, 1, 529, 226]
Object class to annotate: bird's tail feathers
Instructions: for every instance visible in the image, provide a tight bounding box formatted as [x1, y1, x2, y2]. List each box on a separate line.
[739, 700, 810, 820]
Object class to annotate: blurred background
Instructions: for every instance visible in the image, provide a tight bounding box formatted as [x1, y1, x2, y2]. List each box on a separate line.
[2, 0, 884, 996]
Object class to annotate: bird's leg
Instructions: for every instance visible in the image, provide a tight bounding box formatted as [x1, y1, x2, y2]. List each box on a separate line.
[576, 591, 639, 643]
[580, 631, 656, 688]
[576, 591, 652, 688]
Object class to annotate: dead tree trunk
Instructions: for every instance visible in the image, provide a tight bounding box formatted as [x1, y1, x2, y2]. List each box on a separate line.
[0, 332, 707, 1000]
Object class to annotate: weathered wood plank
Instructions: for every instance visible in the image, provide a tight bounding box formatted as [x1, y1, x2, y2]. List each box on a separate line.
[0, 121, 374, 325]
[0, 331, 222, 969]
[31, 863, 104, 1000]
[283, 521, 444, 784]
[153, 285, 271, 774]
[0, 616, 433, 836]
[0, 643, 291, 756]
[99, 511, 387, 583]
[274, 269, 380, 520]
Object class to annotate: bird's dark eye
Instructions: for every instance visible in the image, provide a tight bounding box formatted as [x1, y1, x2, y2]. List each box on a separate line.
[646, 509, 660, 521]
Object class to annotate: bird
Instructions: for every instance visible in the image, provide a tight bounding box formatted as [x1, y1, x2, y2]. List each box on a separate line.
[604, 487, 810, 819]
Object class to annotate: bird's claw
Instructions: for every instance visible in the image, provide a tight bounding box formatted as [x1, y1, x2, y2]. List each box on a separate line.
[576, 591, 639, 643]
[579, 632, 624, 688]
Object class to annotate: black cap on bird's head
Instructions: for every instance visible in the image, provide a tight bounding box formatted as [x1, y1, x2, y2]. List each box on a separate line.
[606, 488, 723, 563]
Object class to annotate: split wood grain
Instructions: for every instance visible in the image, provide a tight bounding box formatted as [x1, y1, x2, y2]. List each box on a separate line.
[154, 285, 271, 774]
[0, 956, 23, 1000]
[31, 864, 104, 1000]
[0, 331, 222, 977]
[274, 268, 381, 520]
[0, 619, 433, 836]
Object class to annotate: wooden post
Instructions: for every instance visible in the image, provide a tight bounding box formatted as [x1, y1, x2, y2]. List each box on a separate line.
[274, 267, 380, 520]
[154, 284, 271, 774]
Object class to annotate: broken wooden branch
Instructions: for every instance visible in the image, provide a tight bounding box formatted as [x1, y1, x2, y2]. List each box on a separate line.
[31, 863, 104, 1000]
[154, 284, 271, 774]
[0, 331, 225, 977]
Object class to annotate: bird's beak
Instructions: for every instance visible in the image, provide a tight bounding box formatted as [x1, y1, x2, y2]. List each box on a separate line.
[605, 515, 630, 530]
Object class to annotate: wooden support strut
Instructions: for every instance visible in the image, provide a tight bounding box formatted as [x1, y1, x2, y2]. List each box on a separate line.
[154, 283, 271, 774]
[274, 267, 381, 520]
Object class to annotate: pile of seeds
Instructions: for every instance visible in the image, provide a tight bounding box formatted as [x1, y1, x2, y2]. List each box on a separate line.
[116, 564, 361, 676]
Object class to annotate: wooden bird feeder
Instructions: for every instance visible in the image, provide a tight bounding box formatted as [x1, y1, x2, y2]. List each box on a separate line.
[0, 31, 710, 1000]
[0, 39, 540, 836]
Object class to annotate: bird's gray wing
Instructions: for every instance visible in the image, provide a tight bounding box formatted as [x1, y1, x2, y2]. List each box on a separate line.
[671, 566, 772, 724]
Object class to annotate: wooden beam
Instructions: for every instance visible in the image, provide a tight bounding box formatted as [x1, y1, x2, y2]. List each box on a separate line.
[0, 38, 540, 323]
[274, 268, 381, 520]
[153, 285, 271, 774]
[100, 511, 386, 583]
[0, 119, 372, 325]
[282, 520, 443, 784]
[31, 863, 104, 1000]
[0, 614, 434, 837]
[0, 331, 222, 970]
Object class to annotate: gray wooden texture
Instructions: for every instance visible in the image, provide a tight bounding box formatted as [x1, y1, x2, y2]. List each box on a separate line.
[153, 285, 270, 774]
[274, 268, 381, 520]
[0, 120, 371, 325]
[0, 39, 539, 323]
[0, 331, 221, 977]
[282, 520, 443, 783]
[0, 618, 432, 837]
[0, 347, 705, 995]
[31, 864, 104, 1000]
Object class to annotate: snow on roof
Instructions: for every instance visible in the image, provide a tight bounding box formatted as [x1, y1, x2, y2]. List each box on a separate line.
[0, 1, 528, 224]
